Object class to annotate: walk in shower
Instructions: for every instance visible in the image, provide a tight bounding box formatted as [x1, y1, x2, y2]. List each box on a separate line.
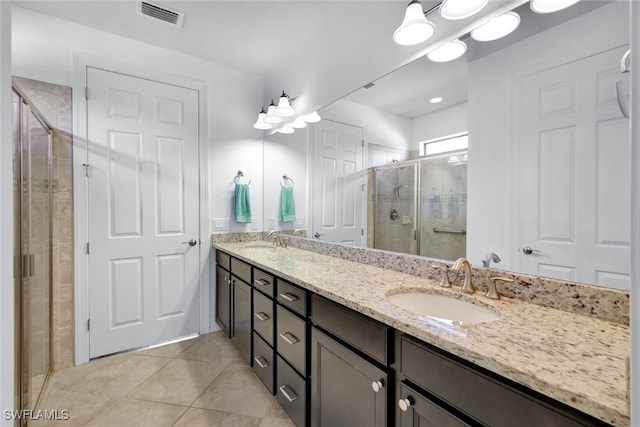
[373, 152, 467, 260]
[13, 84, 54, 420]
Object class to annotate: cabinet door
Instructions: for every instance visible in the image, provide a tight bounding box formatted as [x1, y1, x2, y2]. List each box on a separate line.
[231, 277, 252, 363]
[311, 328, 387, 427]
[399, 383, 470, 427]
[215, 266, 231, 337]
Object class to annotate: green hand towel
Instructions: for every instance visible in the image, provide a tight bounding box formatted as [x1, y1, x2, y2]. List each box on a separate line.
[279, 186, 296, 223]
[234, 184, 252, 223]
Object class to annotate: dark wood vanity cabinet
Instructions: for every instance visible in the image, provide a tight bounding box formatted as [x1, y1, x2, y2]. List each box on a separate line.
[214, 265, 231, 337]
[310, 295, 392, 427]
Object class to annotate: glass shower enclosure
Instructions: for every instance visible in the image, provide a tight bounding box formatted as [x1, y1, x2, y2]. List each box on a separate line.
[373, 152, 467, 260]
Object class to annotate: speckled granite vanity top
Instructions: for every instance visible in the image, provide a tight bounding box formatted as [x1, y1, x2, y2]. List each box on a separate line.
[213, 241, 630, 426]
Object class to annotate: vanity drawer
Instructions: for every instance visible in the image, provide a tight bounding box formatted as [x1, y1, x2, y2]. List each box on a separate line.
[400, 337, 596, 427]
[231, 257, 252, 284]
[216, 250, 230, 271]
[277, 306, 307, 376]
[253, 332, 274, 394]
[254, 268, 275, 298]
[311, 295, 390, 365]
[254, 290, 274, 345]
[277, 280, 308, 316]
[277, 355, 307, 427]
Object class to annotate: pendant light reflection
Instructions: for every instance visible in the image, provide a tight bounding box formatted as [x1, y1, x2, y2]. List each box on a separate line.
[275, 90, 295, 117]
[393, 0, 435, 46]
[252, 107, 273, 130]
[530, 0, 581, 14]
[292, 117, 308, 129]
[440, 0, 489, 20]
[278, 123, 295, 134]
[471, 12, 520, 42]
[427, 39, 467, 62]
[303, 111, 322, 123]
[264, 100, 283, 124]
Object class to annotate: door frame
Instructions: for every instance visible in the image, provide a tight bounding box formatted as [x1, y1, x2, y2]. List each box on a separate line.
[307, 113, 367, 247]
[72, 54, 210, 365]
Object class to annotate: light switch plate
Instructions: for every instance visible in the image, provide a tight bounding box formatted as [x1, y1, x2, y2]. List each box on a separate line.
[251, 217, 259, 231]
[267, 217, 277, 230]
[212, 218, 230, 232]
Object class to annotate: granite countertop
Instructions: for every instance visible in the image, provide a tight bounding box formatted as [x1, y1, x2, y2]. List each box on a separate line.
[213, 241, 630, 426]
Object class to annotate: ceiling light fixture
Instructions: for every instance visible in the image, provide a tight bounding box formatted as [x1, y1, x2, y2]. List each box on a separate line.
[440, 0, 489, 20]
[393, 0, 435, 46]
[530, 0, 581, 14]
[278, 123, 295, 134]
[253, 107, 273, 130]
[427, 39, 467, 62]
[263, 99, 283, 124]
[275, 90, 295, 117]
[303, 111, 322, 123]
[471, 11, 521, 41]
[429, 97, 443, 103]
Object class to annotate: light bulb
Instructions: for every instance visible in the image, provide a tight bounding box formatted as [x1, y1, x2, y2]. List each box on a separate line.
[471, 12, 520, 41]
[275, 91, 295, 117]
[440, 0, 489, 20]
[530, 0, 581, 14]
[427, 39, 467, 62]
[303, 111, 321, 123]
[253, 107, 272, 130]
[429, 97, 443, 104]
[393, 0, 435, 46]
[264, 100, 283, 124]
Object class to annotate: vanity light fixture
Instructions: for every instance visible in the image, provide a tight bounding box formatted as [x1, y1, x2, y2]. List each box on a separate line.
[263, 99, 283, 124]
[430, 96, 443, 103]
[303, 111, 322, 123]
[393, 0, 435, 46]
[275, 90, 295, 117]
[471, 11, 521, 41]
[440, 0, 489, 20]
[530, 0, 581, 14]
[278, 123, 295, 134]
[252, 107, 273, 130]
[291, 117, 308, 129]
[427, 39, 467, 62]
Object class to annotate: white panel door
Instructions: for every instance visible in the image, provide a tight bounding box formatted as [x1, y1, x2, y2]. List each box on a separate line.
[87, 68, 200, 357]
[518, 46, 630, 289]
[312, 120, 364, 245]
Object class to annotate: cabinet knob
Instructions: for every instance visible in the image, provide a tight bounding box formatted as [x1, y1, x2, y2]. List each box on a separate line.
[398, 398, 412, 412]
[371, 380, 384, 392]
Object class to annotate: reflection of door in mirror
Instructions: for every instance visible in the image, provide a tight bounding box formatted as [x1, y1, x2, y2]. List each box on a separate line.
[517, 45, 630, 289]
[312, 119, 364, 245]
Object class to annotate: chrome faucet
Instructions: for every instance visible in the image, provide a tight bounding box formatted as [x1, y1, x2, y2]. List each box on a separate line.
[451, 257, 475, 294]
[482, 252, 501, 268]
[293, 229, 306, 237]
[267, 230, 289, 248]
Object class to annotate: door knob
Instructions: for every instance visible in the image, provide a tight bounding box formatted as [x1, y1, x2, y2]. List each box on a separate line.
[522, 246, 540, 255]
[183, 239, 197, 247]
[314, 232, 324, 239]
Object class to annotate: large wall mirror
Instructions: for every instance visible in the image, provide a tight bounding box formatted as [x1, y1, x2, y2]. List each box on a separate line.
[263, 0, 631, 291]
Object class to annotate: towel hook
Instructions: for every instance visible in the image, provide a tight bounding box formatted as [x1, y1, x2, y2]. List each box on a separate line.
[281, 173, 294, 187]
[234, 170, 251, 185]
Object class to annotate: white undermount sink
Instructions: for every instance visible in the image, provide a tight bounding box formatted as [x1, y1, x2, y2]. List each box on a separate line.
[387, 292, 500, 324]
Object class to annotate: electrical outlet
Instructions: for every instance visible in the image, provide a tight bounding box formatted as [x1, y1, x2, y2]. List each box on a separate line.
[212, 218, 230, 232]
[267, 217, 277, 230]
[295, 218, 305, 228]
[250, 217, 259, 231]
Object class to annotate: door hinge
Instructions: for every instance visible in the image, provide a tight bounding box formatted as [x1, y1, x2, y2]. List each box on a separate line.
[85, 87, 88, 100]
[86, 242, 90, 254]
[362, 139, 365, 147]
[82, 163, 90, 177]
[361, 229, 364, 236]
[87, 319, 90, 331]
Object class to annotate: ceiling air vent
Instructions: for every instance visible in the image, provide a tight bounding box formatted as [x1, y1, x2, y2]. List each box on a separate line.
[363, 82, 376, 89]
[137, 1, 184, 27]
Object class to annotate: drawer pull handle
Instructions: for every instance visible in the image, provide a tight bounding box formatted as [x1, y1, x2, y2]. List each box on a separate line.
[254, 356, 269, 369]
[279, 332, 299, 345]
[279, 292, 299, 302]
[255, 278, 271, 287]
[279, 385, 298, 403]
[254, 312, 270, 321]
[371, 380, 384, 392]
[398, 398, 413, 412]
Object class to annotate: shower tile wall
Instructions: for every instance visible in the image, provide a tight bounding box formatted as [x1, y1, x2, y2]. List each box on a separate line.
[14, 77, 74, 369]
[419, 158, 467, 260]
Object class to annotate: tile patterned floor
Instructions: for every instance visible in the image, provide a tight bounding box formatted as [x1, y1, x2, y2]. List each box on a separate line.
[34, 332, 295, 427]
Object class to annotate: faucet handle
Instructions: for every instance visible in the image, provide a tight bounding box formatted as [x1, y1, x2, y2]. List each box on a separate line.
[431, 265, 452, 288]
[487, 277, 514, 300]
